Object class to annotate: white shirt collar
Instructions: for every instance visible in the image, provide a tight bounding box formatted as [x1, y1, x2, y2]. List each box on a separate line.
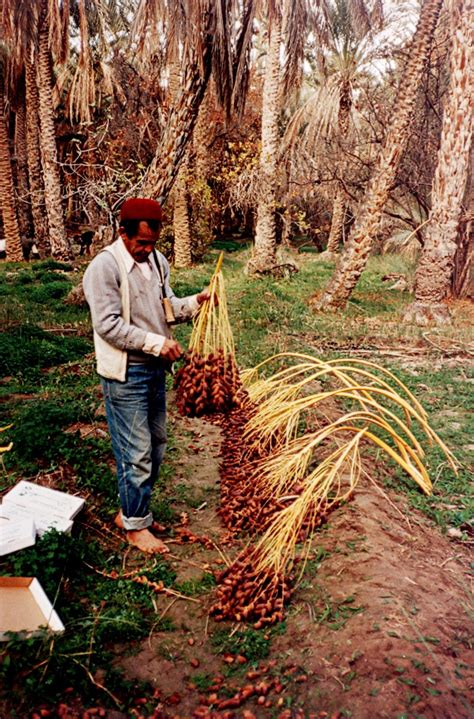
[117, 237, 158, 276]
[116, 238, 135, 274]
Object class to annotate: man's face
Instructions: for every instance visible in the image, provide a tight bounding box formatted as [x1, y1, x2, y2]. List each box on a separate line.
[120, 221, 161, 263]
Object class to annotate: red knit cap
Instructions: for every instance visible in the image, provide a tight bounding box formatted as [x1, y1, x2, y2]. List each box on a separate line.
[120, 198, 164, 222]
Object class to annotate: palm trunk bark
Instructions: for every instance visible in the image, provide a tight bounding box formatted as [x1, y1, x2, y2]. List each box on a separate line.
[187, 89, 214, 261]
[451, 139, 473, 299]
[25, 59, 50, 256]
[404, 0, 474, 324]
[316, 0, 443, 310]
[170, 56, 193, 268]
[14, 79, 33, 244]
[326, 82, 352, 254]
[0, 67, 23, 262]
[326, 190, 346, 253]
[37, 8, 71, 260]
[173, 159, 193, 267]
[247, 14, 282, 274]
[193, 91, 211, 183]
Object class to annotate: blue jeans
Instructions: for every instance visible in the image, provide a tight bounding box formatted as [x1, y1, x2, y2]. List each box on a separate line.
[101, 363, 167, 531]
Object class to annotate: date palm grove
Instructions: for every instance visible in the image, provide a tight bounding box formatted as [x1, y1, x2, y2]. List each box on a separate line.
[0, 0, 472, 322]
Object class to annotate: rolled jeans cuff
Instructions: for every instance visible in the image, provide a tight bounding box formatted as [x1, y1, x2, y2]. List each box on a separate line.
[122, 512, 153, 531]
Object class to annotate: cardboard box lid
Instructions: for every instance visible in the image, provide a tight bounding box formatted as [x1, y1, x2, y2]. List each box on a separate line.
[2, 480, 85, 520]
[0, 577, 65, 639]
[0, 515, 36, 556]
[0, 503, 73, 537]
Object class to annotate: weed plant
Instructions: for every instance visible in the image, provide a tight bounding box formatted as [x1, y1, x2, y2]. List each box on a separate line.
[211, 627, 273, 662]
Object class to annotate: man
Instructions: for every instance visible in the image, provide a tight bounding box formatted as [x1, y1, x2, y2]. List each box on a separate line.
[83, 198, 210, 554]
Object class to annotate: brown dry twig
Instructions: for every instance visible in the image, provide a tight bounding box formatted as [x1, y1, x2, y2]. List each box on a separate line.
[83, 562, 201, 604]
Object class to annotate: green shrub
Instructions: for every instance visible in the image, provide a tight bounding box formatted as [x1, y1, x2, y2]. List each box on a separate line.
[10, 270, 34, 285]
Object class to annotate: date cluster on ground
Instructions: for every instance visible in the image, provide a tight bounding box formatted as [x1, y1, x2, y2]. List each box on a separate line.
[210, 544, 293, 626]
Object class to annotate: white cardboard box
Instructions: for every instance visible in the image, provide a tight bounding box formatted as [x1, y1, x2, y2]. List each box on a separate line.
[0, 514, 36, 556]
[0, 503, 73, 538]
[0, 577, 65, 640]
[2, 480, 85, 521]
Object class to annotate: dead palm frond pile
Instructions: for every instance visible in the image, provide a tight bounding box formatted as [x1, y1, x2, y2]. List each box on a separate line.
[211, 352, 457, 625]
[174, 253, 241, 417]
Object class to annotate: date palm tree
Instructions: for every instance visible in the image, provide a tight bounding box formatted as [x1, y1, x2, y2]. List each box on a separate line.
[36, 0, 72, 259]
[0, 70, 23, 261]
[248, 0, 310, 274]
[5, 0, 71, 259]
[315, 0, 444, 311]
[0, 4, 23, 261]
[247, 6, 283, 274]
[321, 0, 383, 253]
[139, 0, 254, 203]
[404, 0, 474, 324]
[169, 47, 193, 268]
[24, 57, 49, 256]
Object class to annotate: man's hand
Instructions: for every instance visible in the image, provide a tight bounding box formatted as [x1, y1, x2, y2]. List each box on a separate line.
[197, 288, 211, 304]
[160, 338, 183, 361]
[197, 287, 218, 305]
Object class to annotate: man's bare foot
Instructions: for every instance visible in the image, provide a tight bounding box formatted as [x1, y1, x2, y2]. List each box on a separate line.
[126, 528, 170, 555]
[114, 512, 167, 534]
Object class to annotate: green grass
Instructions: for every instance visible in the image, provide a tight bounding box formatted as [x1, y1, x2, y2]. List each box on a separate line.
[175, 572, 217, 596]
[0, 323, 91, 379]
[0, 527, 178, 710]
[381, 365, 473, 530]
[210, 624, 286, 662]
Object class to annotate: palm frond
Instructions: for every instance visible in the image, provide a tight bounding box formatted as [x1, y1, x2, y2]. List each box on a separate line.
[242, 352, 457, 476]
[347, 0, 372, 39]
[230, 0, 256, 116]
[254, 433, 364, 575]
[282, 0, 308, 97]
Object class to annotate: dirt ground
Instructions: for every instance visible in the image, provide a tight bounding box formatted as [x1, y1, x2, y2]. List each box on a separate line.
[108, 402, 474, 719]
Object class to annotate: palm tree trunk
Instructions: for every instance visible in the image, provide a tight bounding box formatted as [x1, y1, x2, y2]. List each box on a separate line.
[326, 190, 346, 252]
[37, 10, 71, 260]
[404, 0, 474, 324]
[173, 160, 193, 267]
[193, 91, 211, 183]
[14, 79, 33, 244]
[0, 67, 23, 262]
[170, 55, 193, 268]
[247, 13, 282, 274]
[316, 0, 444, 310]
[25, 59, 50, 257]
[326, 81, 352, 254]
[187, 89, 214, 260]
[451, 140, 473, 299]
